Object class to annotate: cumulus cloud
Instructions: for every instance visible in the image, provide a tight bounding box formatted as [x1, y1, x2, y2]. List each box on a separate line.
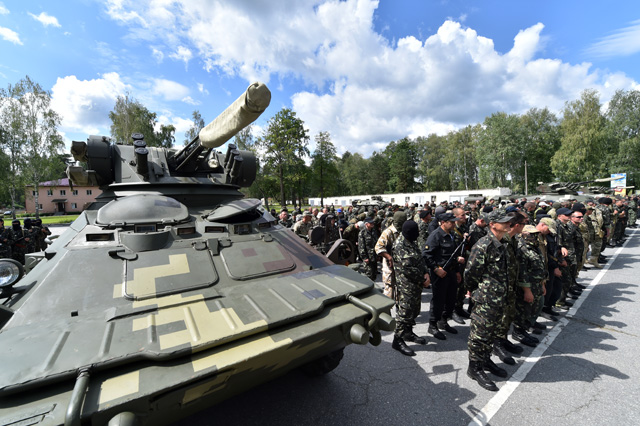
[151, 46, 164, 62]
[101, 0, 639, 156]
[51, 72, 129, 134]
[151, 78, 190, 101]
[0, 26, 22, 45]
[586, 19, 640, 58]
[29, 12, 61, 28]
[0, 3, 8, 15]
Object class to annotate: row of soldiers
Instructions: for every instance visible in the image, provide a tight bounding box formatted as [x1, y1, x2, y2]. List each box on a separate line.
[312, 195, 636, 392]
[0, 218, 51, 265]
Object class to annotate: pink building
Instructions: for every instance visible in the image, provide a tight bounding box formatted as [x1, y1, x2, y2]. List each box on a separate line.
[25, 178, 102, 215]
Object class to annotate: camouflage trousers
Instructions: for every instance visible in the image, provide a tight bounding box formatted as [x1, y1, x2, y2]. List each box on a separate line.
[629, 209, 637, 226]
[0, 245, 11, 259]
[495, 286, 516, 338]
[514, 281, 543, 329]
[11, 246, 26, 265]
[394, 276, 423, 336]
[361, 260, 377, 282]
[468, 297, 506, 362]
[556, 263, 576, 305]
[381, 258, 396, 298]
[590, 233, 603, 260]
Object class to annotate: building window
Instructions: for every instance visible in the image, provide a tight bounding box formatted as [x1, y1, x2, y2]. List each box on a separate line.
[86, 189, 92, 195]
[71, 203, 77, 209]
[391, 198, 395, 203]
[47, 189, 53, 196]
[405, 196, 410, 202]
[32, 190, 36, 196]
[72, 190, 78, 196]
[38, 204, 43, 209]
[60, 190, 66, 196]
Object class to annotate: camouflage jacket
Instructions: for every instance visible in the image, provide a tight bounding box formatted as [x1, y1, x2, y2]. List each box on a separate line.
[392, 234, 428, 284]
[375, 224, 398, 256]
[516, 235, 547, 288]
[597, 204, 611, 228]
[465, 231, 509, 305]
[571, 221, 585, 263]
[467, 222, 487, 251]
[503, 233, 519, 290]
[278, 218, 293, 228]
[556, 219, 575, 263]
[417, 220, 429, 252]
[358, 228, 379, 263]
[342, 224, 359, 246]
[292, 220, 313, 240]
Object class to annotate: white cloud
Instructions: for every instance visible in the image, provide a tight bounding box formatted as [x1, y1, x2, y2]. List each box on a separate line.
[197, 83, 209, 96]
[586, 19, 640, 58]
[181, 96, 199, 105]
[0, 26, 22, 45]
[51, 73, 129, 135]
[169, 46, 192, 67]
[29, 12, 61, 28]
[151, 78, 190, 101]
[101, 0, 640, 156]
[151, 46, 164, 62]
[0, 3, 9, 15]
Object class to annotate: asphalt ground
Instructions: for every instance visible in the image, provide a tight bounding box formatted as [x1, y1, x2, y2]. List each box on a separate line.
[177, 227, 640, 426]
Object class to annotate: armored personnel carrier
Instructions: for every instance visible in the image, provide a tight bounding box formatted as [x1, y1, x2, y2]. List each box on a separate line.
[0, 83, 394, 426]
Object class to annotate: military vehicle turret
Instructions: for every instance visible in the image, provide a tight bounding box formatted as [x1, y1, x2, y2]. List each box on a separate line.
[534, 177, 619, 202]
[0, 82, 394, 426]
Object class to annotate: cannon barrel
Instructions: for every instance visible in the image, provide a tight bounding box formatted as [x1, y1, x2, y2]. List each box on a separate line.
[198, 82, 271, 149]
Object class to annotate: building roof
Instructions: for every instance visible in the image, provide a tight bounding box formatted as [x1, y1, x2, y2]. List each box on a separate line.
[40, 178, 70, 187]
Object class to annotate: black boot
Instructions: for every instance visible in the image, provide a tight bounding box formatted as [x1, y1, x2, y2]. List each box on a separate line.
[401, 330, 427, 345]
[437, 319, 458, 334]
[455, 308, 471, 319]
[502, 338, 524, 354]
[467, 360, 499, 391]
[484, 357, 508, 378]
[392, 335, 416, 356]
[428, 323, 446, 340]
[451, 311, 466, 324]
[512, 327, 538, 347]
[492, 340, 515, 365]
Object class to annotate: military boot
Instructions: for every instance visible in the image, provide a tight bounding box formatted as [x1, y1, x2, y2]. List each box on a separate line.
[484, 357, 508, 378]
[428, 323, 446, 340]
[467, 361, 499, 391]
[502, 338, 524, 354]
[437, 319, 458, 334]
[392, 335, 416, 356]
[401, 330, 427, 345]
[492, 339, 515, 365]
[512, 327, 538, 347]
[451, 311, 466, 325]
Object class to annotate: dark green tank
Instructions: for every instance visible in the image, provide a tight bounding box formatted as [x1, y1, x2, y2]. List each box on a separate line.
[0, 83, 394, 426]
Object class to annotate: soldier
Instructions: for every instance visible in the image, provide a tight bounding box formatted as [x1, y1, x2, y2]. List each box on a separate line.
[278, 210, 292, 228]
[628, 197, 638, 227]
[416, 208, 432, 252]
[465, 209, 513, 391]
[10, 219, 31, 265]
[0, 219, 13, 259]
[358, 218, 379, 281]
[343, 221, 362, 257]
[585, 199, 604, 268]
[375, 212, 406, 298]
[423, 212, 464, 340]
[292, 211, 314, 240]
[555, 207, 579, 309]
[452, 207, 470, 324]
[33, 218, 51, 252]
[513, 225, 547, 345]
[391, 221, 430, 356]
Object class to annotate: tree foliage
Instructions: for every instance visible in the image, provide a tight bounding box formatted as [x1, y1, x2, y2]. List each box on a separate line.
[310, 131, 339, 205]
[258, 108, 309, 206]
[109, 93, 176, 148]
[184, 110, 205, 145]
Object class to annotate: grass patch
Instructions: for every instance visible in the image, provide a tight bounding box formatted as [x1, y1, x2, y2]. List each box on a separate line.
[39, 215, 80, 225]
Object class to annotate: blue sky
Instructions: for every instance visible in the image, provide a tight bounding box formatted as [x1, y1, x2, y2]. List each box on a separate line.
[1, 0, 639, 156]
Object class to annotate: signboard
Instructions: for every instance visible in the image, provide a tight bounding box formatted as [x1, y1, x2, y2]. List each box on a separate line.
[611, 173, 627, 188]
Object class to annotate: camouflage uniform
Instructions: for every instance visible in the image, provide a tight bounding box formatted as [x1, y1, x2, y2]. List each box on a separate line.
[0, 225, 13, 259]
[278, 218, 293, 228]
[375, 224, 399, 298]
[555, 219, 578, 305]
[465, 221, 487, 295]
[417, 220, 430, 252]
[628, 199, 637, 226]
[596, 202, 612, 245]
[495, 233, 519, 339]
[466, 231, 509, 362]
[392, 233, 428, 337]
[587, 205, 604, 264]
[358, 226, 378, 281]
[292, 219, 313, 240]
[342, 223, 360, 253]
[514, 234, 547, 330]
[10, 226, 31, 265]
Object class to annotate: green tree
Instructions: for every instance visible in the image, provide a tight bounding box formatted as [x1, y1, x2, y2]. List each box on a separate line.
[0, 76, 64, 218]
[310, 131, 339, 205]
[234, 124, 255, 150]
[520, 108, 561, 192]
[551, 89, 608, 181]
[476, 112, 526, 190]
[605, 89, 640, 186]
[416, 134, 452, 191]
[184, 110, 205, 145]
[336, 151, 368, 196]
[258, 108, 309, 207]
[367, 151, 390, 194]
[385, 138, 417, 193]
[109, 93, 176, 148]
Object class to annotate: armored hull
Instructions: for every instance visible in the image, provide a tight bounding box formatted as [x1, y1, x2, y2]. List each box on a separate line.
[0, 83, 394, 425]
